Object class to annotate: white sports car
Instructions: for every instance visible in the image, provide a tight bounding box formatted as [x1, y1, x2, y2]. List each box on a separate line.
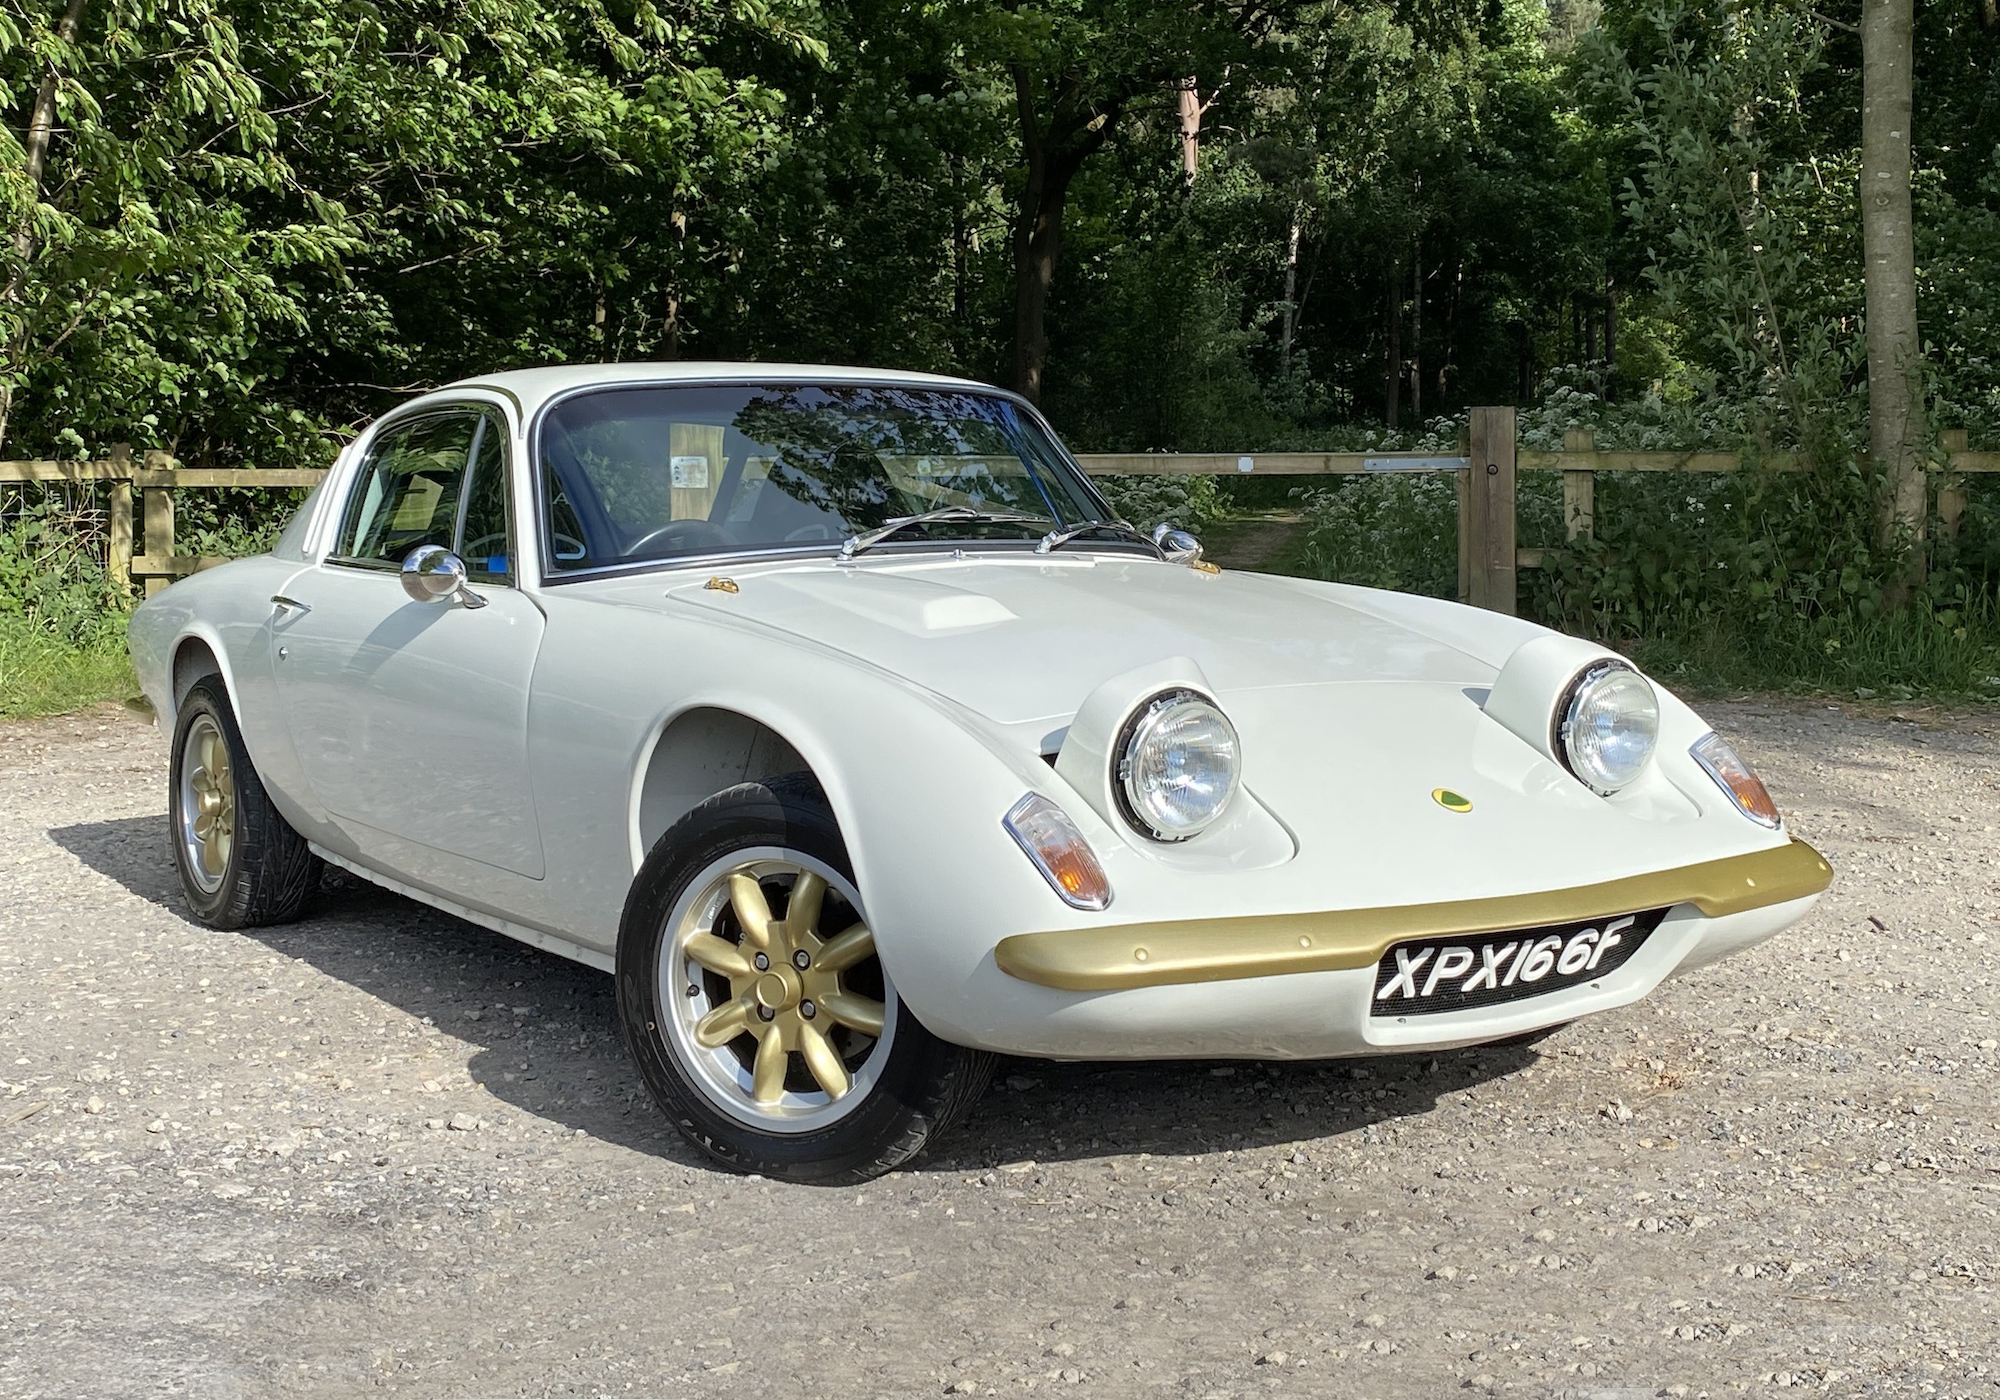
[129, 363, 1832, 1183]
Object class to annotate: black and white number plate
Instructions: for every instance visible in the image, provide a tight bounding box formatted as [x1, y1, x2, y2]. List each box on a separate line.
[1370, 908, 1669, 1017]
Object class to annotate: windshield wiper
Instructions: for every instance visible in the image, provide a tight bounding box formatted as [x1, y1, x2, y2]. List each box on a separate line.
[1034, 519, 1158, 555]
[838, 505, 1053, 560]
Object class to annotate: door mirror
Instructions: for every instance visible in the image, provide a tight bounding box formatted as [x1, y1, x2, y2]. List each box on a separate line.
[1150, 521, 1204, 565]
[400, 545, 487, 609]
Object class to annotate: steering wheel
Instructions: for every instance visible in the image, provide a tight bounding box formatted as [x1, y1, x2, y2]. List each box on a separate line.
[465, 531, 587, 563]
[784, 522, 844, 543]
[623, 519, 738, 559]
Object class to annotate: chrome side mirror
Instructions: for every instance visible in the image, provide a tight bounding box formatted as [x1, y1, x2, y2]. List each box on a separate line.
[400, 545, 487, 609]
[1151, 521, 1204, 565]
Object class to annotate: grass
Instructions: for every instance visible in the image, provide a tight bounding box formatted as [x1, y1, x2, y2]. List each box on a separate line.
[1629, 607, 2000, 705]
[0, 613, 136, 720]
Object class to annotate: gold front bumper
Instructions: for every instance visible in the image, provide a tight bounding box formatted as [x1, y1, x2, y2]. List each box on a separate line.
[995, 838, 1832, 992]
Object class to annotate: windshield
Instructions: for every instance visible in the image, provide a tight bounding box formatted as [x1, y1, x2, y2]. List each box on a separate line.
[536, 382, 1116, 572]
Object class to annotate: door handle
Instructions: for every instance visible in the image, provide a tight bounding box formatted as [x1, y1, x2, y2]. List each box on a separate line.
[270, 594, 310, 615]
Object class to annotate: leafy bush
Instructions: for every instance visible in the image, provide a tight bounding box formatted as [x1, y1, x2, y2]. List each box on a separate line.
[1295, 473, 1458, 597]
[1092, 474, 1227, 533]
[0, 489, 127, 648]
[1283, 391, 2000, 699]
[175, 487, 302, 559]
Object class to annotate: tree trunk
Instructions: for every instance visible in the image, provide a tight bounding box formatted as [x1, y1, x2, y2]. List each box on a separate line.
[1410, 236, 1423, 425]
[1010, 160, 1074, 405]
[659, 210, 687, 360]
[1861, 0, 1925, 599]
[1008, 68, 1120, 405]
[1279, 207, 1302, 374]
[1384, 265, 1402, 429]
[1603, 272, 1617, 399]
[950, 156, 969, 341]
[0, 0, 88, 453]
[1176, 77, 1202, 190]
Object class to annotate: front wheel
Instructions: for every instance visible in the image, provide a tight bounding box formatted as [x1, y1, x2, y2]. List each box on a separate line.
[616, 774, 992, 1184]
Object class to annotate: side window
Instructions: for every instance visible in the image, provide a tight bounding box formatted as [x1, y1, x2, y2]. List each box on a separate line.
[459, 415, 513, 583]
[335, 414, 478, 567]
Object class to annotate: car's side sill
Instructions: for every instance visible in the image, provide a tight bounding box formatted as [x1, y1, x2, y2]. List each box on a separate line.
[309, 844, 615, 974]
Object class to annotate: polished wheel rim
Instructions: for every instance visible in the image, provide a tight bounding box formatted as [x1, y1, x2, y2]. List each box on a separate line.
[178, 715, 235, 894]
[659, 848, 897, 1134]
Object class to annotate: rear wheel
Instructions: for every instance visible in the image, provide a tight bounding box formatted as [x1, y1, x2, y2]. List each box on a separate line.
[168, 675, 320, 929]
[617, 774, 992, 1183]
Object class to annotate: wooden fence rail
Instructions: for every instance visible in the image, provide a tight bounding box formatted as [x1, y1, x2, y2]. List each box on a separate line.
[3, 411, 1994, 609]
[1077, 410, 1999, 615]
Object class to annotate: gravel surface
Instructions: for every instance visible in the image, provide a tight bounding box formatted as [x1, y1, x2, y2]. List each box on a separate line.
[2, 700, 1997, 1399]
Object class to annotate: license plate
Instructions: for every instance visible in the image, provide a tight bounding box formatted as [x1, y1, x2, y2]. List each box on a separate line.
[1370, 908, 1668, 1017]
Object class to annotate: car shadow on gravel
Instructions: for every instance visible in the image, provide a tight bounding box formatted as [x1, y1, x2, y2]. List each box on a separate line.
[54, 815, 1538, 1175]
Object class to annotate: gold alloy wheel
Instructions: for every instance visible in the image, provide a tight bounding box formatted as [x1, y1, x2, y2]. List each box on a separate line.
[178, 715, 236, 893]
[663, 852, 896, 1131]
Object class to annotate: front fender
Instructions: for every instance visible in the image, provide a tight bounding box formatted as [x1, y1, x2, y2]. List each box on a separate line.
[522, 591, 1128, 1033]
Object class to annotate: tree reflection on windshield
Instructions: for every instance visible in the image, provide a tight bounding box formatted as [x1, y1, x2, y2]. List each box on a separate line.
[538, 381, 1110, 570]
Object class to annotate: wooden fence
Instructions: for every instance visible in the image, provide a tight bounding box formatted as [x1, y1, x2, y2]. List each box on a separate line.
[0, 452, 324, 595]
[1079, 408, 2000, 615]
[3, 407, 1994, 610]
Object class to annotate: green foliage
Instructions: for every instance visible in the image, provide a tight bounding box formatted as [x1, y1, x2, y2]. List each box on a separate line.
[0, 611, 133, 718]
[0, 0, 1993, 714]
[0, 489, 124, 646]
[1296, 472, 1458, 597]
[1092, 473, 1226, 533]
[1047, 215, 1276, 452]
[0, 482, 133, 718]
[1633, 597, 2000, 703]
[0, 0, 824, 463]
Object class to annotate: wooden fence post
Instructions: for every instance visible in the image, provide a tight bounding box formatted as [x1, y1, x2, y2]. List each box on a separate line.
[1562, 428, 1596, 542]
[106, 443, 133, 595]
[1466, 406, 1517, 615]
[1939, 428, 1968, 541]
[141, 450, 175, 597]
[1455, 421, 1472, 604]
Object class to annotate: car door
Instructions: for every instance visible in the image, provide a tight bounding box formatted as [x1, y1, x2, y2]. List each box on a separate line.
[269, 406, 549, 881]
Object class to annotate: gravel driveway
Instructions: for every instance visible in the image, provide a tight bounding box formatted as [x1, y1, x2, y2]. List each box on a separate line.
[2, 699, 1996, 1399]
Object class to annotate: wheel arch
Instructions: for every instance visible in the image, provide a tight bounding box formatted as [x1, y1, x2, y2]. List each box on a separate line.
[629, 703, 820, 873]
[164, 627, 239, 728]
[605, 671, 1067, 1046]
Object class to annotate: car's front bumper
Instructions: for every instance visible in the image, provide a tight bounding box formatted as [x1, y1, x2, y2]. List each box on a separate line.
[944, 840, 1830, 1060]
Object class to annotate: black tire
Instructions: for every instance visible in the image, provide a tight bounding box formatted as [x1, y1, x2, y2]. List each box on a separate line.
[168, 675, 321, 930]
[616, 773, 993, 1184]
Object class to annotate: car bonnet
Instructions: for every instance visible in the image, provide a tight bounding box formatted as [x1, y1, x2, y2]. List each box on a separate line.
[595, 554, 1506, 726]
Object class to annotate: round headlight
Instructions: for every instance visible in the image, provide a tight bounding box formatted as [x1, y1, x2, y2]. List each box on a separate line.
[1115, 690, 1241, 841]
[1555, 661, 1659, 794]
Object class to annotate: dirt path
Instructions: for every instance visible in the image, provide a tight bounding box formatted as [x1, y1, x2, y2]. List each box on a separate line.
[2, 701, 1997, 1398]
[1202, 511, 1307, 575]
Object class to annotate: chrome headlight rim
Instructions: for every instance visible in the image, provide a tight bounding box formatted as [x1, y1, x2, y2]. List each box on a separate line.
[1113, 688, 1242, 843]
[1552, 659, 1659, 796]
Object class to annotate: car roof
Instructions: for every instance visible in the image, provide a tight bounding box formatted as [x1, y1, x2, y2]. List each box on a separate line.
[436, 361, 1002, 417]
